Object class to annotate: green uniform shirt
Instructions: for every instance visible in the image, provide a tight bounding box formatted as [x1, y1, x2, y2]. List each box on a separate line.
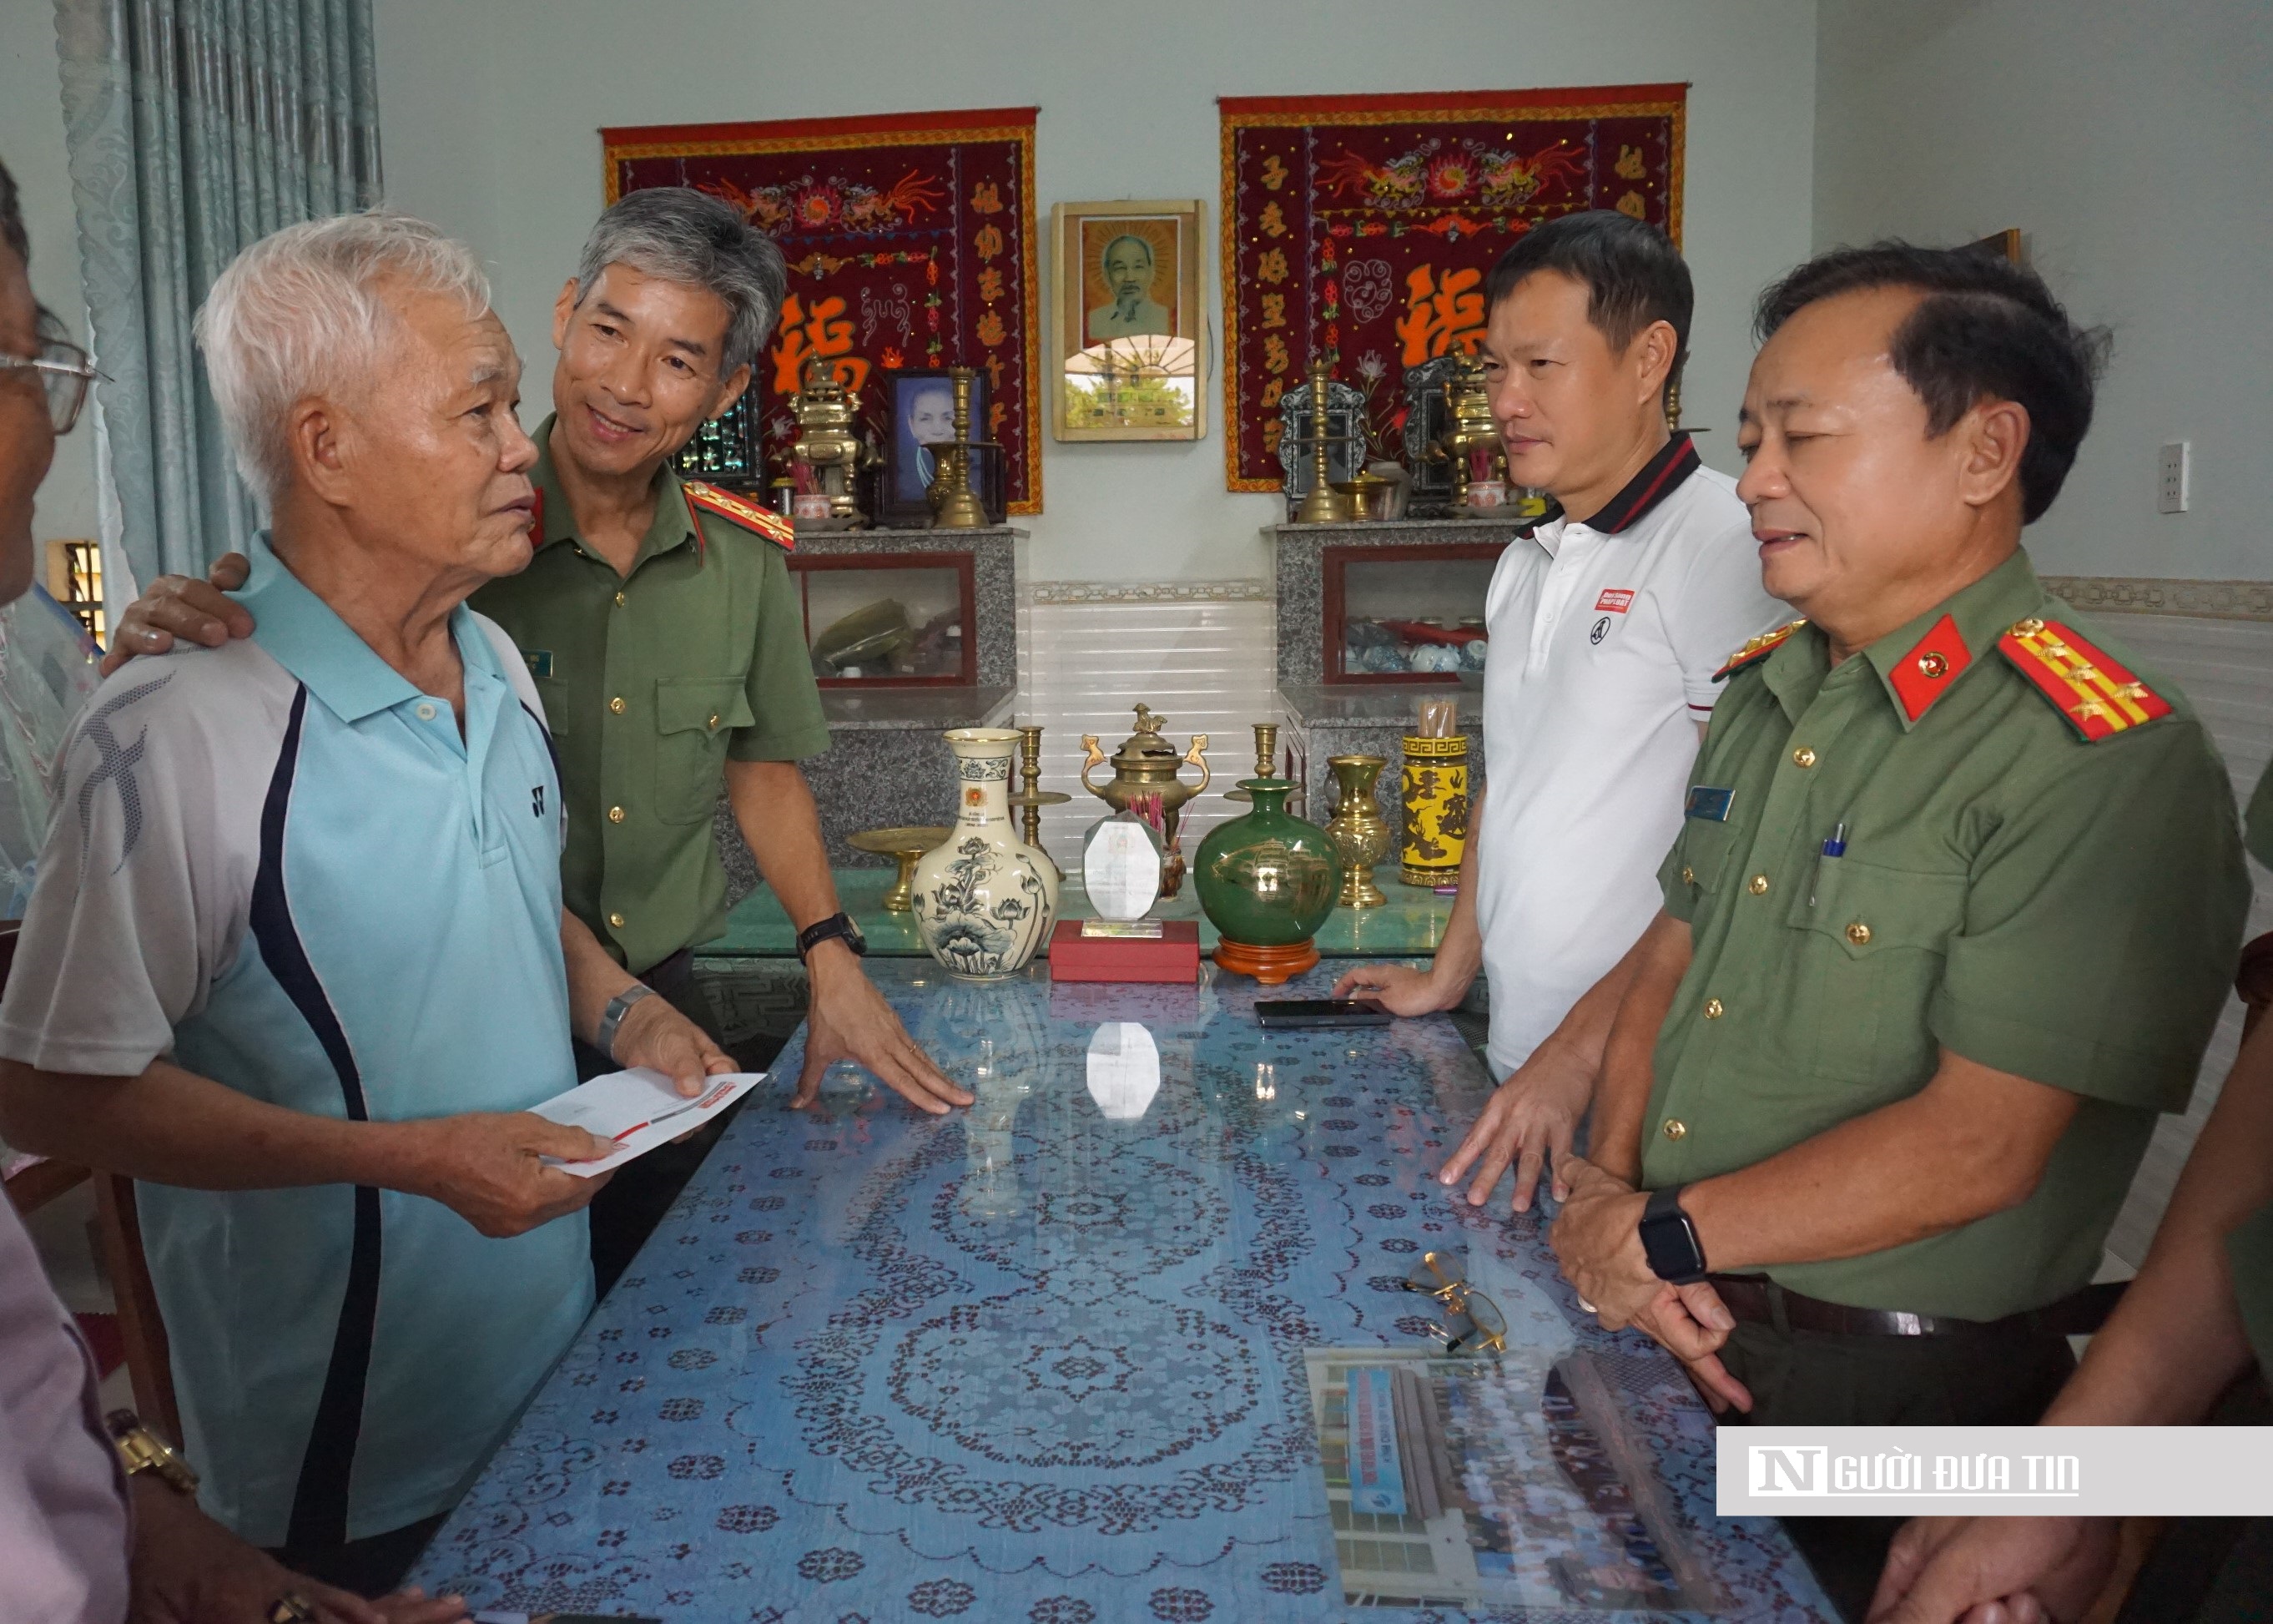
[471, 416, 831, 971]
[1645, 549, 2249, 1320]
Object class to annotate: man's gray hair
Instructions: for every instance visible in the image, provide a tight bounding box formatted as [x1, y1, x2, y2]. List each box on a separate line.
[1103, 233, 1154, 269]
[573, 189, 787, 380]
[196, 212, 491, 503]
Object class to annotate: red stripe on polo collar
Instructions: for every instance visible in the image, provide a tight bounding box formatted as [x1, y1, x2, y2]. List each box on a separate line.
[1579, 432, 1701, 535]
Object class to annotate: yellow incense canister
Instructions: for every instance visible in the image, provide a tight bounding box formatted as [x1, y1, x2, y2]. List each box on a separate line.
[1399, 734, 1470, 887]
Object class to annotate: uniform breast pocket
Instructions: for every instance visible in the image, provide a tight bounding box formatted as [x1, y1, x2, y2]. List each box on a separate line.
[1787, 858, 1968, 1084]
[654, 677, 756, 824]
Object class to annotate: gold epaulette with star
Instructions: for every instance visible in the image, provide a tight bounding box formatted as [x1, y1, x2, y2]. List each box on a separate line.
[683, 480, 796, 552]
[1998, 616, 2173, 742]
[1712, 618, 1807, 683]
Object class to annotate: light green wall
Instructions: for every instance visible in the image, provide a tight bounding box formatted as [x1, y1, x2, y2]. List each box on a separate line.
[1814, 0, 2273, 580]
[371, 0, 1818, 583]
[0, 9, 98, 553]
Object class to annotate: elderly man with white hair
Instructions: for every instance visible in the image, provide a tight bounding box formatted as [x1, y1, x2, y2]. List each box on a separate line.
[0, 213, 732, 1596]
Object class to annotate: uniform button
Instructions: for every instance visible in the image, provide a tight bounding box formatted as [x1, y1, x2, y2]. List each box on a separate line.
[609, 696, 627, 714]
[708, 713, 722, 729]
[1680, 865, 1696, 885]
[614, 590, 627, 607]
[1747, 873, 1770, 895]
[415, 702, 437, 721]
[1661, 1118, 1688, 1141]
[608, 911, 626, 929]
[607, 804, 627, 823]
[1792, 746, 1817, 769]
[1846, 920, 1872, 946]
[1703, 997, 1724, 1020]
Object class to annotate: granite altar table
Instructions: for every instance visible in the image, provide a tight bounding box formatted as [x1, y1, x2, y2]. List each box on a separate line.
[411, 961, 1829, 1622]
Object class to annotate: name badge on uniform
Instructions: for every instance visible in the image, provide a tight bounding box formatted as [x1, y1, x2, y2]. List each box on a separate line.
[523, 650, 555, 679]
[1685, 785, 1735, 822]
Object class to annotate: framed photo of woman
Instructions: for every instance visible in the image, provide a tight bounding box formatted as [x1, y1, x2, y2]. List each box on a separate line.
[879, 368, 1000, 527]
[1050, 199, 1206, 442]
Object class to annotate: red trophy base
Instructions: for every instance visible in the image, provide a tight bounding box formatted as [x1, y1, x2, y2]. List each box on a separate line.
[1212, 937, 1319, 986]
[1048, 919, 1202, 984]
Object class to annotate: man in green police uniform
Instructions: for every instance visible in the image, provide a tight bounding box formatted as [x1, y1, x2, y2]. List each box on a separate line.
[1541, 244, 2250, 1617]
[108, 190, 972, 1274]
[1867, 759, 2273, 1624]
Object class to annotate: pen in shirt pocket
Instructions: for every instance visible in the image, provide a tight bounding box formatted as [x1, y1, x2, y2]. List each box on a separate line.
[1809, 820, 1847, 909]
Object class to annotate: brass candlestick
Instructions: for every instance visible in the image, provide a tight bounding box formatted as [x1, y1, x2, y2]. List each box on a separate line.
[1293, 356, 1358, 523]
[1323, 754, 1390, 908]
[1224, 721, 1279, 803]
[925, 366, 995, 531]
[1006, 723, 1070, 870]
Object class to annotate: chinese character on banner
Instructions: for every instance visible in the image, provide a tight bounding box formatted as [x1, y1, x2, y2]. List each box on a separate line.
[771, 293, 870, 396]
[1395, 266, 1486, 367]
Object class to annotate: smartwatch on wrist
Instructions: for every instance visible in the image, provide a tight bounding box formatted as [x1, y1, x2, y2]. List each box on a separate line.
[594, 983, 655, 1062]
[796, 911, 867, 964]
[1637, 1185, 1709, 1285]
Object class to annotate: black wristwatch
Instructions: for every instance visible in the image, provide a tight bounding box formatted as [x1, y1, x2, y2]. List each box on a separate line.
[796, 911, 867, 964]
[1638, 1185, 1709, 1285]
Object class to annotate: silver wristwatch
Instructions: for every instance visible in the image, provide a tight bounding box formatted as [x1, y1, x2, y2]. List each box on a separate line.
[594, 984, 655, 1062]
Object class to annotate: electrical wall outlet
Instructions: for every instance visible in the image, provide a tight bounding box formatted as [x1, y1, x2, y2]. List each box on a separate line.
[2158, 441, 2190, 515]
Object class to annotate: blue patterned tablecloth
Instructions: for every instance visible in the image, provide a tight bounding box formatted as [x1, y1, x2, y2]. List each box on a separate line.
[412, 961, 1831, 1623]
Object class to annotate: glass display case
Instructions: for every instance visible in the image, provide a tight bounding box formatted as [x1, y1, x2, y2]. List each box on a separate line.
[787, 550, 976, 686]
[1321, 542, 1507, 683]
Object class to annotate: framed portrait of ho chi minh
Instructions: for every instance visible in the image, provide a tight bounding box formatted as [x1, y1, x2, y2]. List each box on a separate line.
[1050, 199, 1207, 441]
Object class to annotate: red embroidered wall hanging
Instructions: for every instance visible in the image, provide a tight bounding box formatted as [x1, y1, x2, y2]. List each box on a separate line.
[603, 107, 1041, 513]
[1218, 86, 1685, 491]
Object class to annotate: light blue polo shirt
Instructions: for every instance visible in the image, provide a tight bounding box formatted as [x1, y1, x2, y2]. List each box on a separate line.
[0, 536, 593, 1546]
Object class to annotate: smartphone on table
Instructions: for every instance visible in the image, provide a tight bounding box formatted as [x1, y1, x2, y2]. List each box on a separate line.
[1255, 998, 1393, 1029]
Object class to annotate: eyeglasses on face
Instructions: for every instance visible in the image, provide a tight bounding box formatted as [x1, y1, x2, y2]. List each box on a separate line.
[1399, 1249, 1508, 1358]
[2, 313, 101, 434]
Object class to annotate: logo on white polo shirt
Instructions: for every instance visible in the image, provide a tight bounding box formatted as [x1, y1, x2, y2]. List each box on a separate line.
[532, 784, 547, 818]
[1595, 588, 1635, 613]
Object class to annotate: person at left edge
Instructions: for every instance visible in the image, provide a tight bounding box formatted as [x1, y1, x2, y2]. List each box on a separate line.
[0, 214, 738, 1595]
[103, 188, 973, 1132]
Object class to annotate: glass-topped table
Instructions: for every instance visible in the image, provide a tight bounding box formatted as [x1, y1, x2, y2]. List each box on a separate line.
[412, 961, 1828, 1621]
[702, 864, 1456, 961]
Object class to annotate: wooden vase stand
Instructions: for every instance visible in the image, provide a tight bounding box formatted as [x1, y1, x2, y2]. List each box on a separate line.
[1212, 937, 1319, 986]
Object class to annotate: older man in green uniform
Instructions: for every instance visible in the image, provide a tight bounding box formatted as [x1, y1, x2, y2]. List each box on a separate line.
[1543, 244, 2250, 1618]
[108, 189, 972, 1277]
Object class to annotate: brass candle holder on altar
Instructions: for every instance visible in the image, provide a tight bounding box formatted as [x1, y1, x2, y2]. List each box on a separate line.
[924, 366, 996, 531]
[1007, 724, 1071, 873]
[1293, 356, 1359, 524]
[1223, 721, 1279, 804]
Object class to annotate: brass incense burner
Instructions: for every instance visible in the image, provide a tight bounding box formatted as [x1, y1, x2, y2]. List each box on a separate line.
[1081, 705, 1210, 893]
[789, 355, 871, 523]
[1432, 352, 1504, 509]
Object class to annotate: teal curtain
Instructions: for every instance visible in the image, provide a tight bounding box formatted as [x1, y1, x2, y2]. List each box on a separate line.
[54, 0, 381, 593]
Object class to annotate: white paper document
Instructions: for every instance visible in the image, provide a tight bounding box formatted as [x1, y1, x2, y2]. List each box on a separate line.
[529, 1067, 764, 1178]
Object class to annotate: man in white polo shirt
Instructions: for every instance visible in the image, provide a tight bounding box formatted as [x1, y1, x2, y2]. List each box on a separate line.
[1338, 212, 1782, 1212]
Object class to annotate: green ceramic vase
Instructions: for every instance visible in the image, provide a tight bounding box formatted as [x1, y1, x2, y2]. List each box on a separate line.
[1194, 778, 1342, 946]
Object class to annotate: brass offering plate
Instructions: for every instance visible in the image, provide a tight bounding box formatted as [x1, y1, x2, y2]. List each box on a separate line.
[849, 825, 954, 913]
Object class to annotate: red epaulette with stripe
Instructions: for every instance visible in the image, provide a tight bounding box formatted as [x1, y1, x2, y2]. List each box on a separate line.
[1712, 619, 1807, 683]
[683, 480, 795, 552]
[1998, 616, 2173, 742]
